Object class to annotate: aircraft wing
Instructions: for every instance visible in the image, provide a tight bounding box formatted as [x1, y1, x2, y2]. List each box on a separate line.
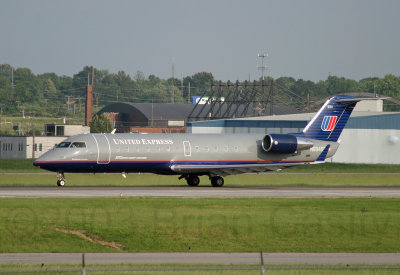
[170, 162, 309, 177]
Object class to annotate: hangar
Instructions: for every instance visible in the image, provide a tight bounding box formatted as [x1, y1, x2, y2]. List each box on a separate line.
[98, 103, 193, 133]
[98, 102, 297, 133]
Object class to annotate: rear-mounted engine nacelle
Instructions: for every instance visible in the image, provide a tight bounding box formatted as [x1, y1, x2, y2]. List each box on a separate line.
[262, 134, 314, 154]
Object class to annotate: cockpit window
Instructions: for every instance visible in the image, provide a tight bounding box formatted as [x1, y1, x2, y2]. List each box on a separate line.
[71, 142, 86, 148]
[57, 142, 71, 148]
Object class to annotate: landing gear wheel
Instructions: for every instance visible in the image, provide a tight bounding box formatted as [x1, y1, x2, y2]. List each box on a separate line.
[56, 172, 66, 187]
[58, 179, 65, 187]
[186, 175, 200, 186]
[211, 176, 224, 187]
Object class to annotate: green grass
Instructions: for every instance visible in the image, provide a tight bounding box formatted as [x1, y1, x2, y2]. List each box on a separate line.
[0, 116, 84, 135]
[2, 159, 400, 173]
[1, 198, 400, 253]
[0, 159, 40, 172]
[0, 172, 399, 186]
[285, 162, 400, 173]
[1, 159, 400, 187]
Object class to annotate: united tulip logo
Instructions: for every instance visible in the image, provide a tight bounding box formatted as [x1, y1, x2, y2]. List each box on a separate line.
[321, 116, 337, 131]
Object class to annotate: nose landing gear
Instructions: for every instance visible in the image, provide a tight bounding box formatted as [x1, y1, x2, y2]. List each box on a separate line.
[57, 172, 66, 187]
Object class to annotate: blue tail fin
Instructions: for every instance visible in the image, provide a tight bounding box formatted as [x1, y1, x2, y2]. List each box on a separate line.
[300, 95, 362, 142]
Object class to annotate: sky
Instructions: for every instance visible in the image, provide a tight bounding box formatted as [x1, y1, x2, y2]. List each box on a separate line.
[1, 0, 399, 82]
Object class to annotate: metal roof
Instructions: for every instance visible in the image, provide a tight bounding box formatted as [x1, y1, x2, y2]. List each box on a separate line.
[99, 102, 298, 121]
[99, 103, 194, 121]
[189, 112, 400, 130]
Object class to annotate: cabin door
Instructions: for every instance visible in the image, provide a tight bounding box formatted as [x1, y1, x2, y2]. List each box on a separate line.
[183, 141, 191, 157]
[93, 134, 111, 164]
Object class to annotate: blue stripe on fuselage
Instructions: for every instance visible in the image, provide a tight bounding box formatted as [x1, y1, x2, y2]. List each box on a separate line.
[33, 160, 312, 173]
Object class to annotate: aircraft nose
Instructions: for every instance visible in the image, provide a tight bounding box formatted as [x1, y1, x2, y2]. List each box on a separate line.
[33, 153, 49, 167]
[33, 157, 43, 167]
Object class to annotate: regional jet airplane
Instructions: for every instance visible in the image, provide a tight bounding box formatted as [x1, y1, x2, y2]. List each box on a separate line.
[33, 95, 382, 187]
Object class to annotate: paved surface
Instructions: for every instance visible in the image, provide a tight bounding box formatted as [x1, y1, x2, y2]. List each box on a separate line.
[2, 186, 400, 198]
[1, 253, 400, 265]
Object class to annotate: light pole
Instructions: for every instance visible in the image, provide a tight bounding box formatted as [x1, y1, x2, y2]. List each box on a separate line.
[0, 104, 3, 134]
[257, 53, 269, 81]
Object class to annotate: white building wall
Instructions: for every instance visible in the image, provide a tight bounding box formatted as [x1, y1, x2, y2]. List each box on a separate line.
[0, 136, 65, 159]
[330, 129, 400, 164]
[191, 126, 300, 135]
[0, 137, 27, 158]
[64, 125, 90, 136]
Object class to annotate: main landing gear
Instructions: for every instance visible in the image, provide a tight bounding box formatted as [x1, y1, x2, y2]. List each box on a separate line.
[210, 176, 224, 187]
[179, 175, 225, 187]
[179, 175, 200, 186]
[57, 172, 66, 187]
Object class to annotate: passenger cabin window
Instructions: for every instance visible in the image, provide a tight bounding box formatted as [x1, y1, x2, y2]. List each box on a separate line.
[57, 142, 71, 148]
[71, 142, 86, 148]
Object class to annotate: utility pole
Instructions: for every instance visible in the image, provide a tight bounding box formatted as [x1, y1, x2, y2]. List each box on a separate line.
[181, 77, 184, 97]
[188, 82, 191, 104]
[0, 105, 2, 134]
[91, 66, 95, 85]
[66, 96, 71, 112]
[11, 67, 14, 88]
[31, 115, 35, 159]
[172, 57, 175, 79]
[257, 53, 269, 81]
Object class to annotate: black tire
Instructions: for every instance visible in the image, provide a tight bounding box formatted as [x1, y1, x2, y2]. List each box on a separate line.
[57, 179, 65, 187]
[187, 175, 200, 186]
[211, 176, 224, 187]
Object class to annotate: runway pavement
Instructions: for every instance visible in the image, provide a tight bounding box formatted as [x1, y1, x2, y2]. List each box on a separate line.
[2, 252, 400, 265]
[1, 186, 400, 198]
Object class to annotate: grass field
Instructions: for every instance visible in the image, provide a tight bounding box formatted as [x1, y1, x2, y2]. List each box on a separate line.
[1, 197, 400, 253]
[2, 159, 400, 173]
[1, 159, 400, 186]
[0, 173, 400, 187]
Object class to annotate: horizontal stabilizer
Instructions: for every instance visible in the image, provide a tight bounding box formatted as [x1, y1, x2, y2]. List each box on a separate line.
[336, 97, 390, 105]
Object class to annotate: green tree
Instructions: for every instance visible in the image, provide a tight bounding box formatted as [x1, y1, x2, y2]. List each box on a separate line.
[326, 76, 360, 95]
[276, 77, 296, 90]
[374, 74, 400, 98]
[191, 72, 214, 96]
[90, 114, 113, 133]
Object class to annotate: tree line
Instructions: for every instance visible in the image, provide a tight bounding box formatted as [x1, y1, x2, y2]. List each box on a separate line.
[0, 63, 399, 117]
